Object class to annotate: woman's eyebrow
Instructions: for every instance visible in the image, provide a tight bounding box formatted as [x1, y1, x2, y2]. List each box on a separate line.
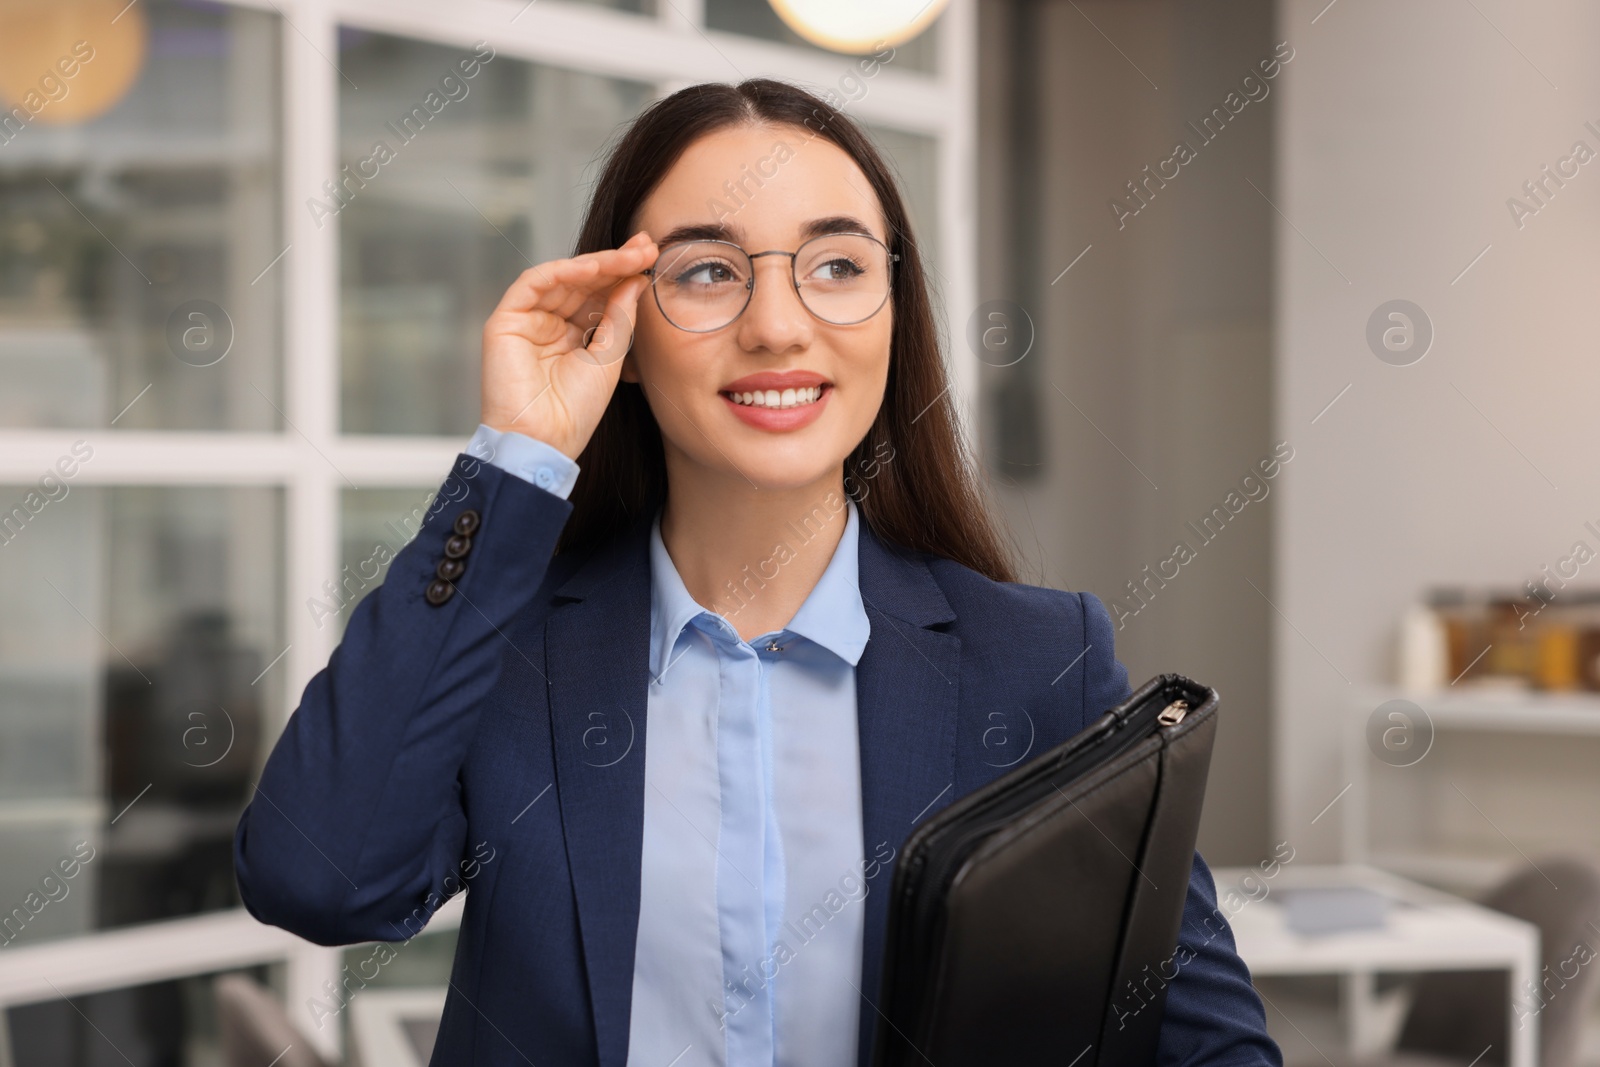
[799, 215, 879, 241]
[655, 215, 881, 247]
[657, 221, 736, 245]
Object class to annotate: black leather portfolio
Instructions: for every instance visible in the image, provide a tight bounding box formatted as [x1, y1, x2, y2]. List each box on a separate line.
[872, 673, 1220, 1067]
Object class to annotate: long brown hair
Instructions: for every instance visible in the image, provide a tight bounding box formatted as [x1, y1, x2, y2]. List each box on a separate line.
[560, 77, 1016, 583]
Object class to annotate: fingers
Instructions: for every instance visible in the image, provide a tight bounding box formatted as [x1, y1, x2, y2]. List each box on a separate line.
[545, 236, 657, 322]
[544, 273, 644, 355]
[495, 232, 658, 317]
[577, 274, 650, 368]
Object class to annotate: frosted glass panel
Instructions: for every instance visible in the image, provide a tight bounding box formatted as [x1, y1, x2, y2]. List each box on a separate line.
[337, 31, 651, 435]
[0, 0, 282, 431]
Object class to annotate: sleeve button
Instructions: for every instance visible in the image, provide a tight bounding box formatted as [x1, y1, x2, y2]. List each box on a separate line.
[534, 467, 556, 489]
[443, 533, 473, 560]
[436, 557, 465, 581]
[424, 578, 456, 606]
[453, 509, 481, 536]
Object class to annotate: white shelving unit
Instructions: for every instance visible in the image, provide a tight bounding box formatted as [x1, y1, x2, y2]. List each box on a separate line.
[1344, 686, 1600, 894]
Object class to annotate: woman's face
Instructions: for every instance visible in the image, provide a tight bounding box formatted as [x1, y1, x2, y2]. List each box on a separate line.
[624, 122, 893, 494]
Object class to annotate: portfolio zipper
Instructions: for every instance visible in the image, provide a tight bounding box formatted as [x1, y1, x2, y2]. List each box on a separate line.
[1157, 699, 1189, 726]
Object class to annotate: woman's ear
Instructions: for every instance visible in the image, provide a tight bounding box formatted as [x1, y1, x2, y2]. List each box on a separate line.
[619, 347, 640, 384]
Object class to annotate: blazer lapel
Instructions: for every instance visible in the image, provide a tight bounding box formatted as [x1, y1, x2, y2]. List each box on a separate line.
[853, 523, 961, 1067]
[545, 524, 654, 1067]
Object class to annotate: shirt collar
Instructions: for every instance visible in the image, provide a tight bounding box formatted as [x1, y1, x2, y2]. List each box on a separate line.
[647, 498, 870, 680]
[784, 499, 869, 664]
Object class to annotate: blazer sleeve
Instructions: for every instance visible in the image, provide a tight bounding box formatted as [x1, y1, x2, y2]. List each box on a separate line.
[233, 452, 572, 945]
[1079, 592, 1283, 1067]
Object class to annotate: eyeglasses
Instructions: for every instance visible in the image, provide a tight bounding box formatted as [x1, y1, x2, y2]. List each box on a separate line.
[641, 232, 899, 332]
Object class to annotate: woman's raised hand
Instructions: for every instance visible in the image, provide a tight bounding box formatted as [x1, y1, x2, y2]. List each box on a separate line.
[480, 230, 659, 460]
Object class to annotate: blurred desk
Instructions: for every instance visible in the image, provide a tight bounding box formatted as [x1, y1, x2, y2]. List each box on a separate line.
[1213, 864, 1539, 1067]
[349, 988, 445, 1067]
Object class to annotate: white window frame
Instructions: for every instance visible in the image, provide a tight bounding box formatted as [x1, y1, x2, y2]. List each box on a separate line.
[0, 0, 975, 1058]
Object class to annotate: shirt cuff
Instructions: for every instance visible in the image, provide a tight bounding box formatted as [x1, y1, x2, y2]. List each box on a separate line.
[467, 423, 580, 499]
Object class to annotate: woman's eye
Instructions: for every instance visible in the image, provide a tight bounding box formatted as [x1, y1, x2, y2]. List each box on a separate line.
[676, 261, 738, 286]
[810, 257, 865, 282]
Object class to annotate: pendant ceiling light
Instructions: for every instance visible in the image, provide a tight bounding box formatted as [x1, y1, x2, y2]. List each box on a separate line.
[0, 0, 147, 125]
[766, 0, 951, 54]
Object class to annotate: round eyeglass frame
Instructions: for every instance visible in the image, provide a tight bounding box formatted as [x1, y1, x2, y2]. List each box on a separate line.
[640, 231, 901, 333]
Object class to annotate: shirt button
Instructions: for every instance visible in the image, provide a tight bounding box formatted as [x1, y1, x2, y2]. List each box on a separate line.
[534, 467, 556, 489]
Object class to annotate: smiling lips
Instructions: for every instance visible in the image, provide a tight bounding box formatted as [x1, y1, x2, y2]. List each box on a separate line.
[719, 370, 831, 431]
[726, 385, 824, 409]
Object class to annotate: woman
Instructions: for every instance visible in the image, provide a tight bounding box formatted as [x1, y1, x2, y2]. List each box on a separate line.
[235, 78, 1280, 1066]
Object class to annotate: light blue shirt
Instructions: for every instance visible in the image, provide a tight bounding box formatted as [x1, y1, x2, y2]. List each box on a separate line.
[468, 423, 872, 1067]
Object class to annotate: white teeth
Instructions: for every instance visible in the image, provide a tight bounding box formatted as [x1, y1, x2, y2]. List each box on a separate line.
[726, 386, 825, 409]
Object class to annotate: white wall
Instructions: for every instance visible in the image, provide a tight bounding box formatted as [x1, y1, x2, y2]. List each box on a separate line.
[1274, 0, 1600, 856]
[977, 0, 1278, 865]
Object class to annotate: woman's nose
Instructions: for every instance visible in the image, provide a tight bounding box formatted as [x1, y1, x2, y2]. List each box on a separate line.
[736, 256, 812, 353]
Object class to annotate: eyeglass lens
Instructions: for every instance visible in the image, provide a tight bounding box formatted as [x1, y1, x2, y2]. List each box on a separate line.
[650, 233, 891, 332]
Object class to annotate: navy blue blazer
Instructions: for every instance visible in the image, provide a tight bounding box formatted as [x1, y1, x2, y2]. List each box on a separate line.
[234, 451, 1280, 1066]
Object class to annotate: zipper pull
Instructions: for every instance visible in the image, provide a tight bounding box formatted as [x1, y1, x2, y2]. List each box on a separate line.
[1157, 698, 1189, 726]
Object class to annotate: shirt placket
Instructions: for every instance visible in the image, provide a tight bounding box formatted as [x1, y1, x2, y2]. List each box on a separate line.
[711, 618, 777, 1066]
[756, 640, 787, 1054]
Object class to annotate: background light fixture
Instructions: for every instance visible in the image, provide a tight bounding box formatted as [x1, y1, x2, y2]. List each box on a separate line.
[766, 0, 951, 54]
[0, 0, 148, 126]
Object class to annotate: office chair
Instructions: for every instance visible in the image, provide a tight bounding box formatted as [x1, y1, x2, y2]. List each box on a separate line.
[1382, 855, 1600, 1067]
[215, 974, 333, 1067]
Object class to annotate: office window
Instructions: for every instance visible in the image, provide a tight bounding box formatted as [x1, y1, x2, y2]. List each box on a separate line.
[0, 0, 282, 431]
[865, 123, 940, 280]
[0, 484, 283, 940]
[8, 965, 277, 1064]
[0, 0, 970, 1057]
[336, 32, 651, 435]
